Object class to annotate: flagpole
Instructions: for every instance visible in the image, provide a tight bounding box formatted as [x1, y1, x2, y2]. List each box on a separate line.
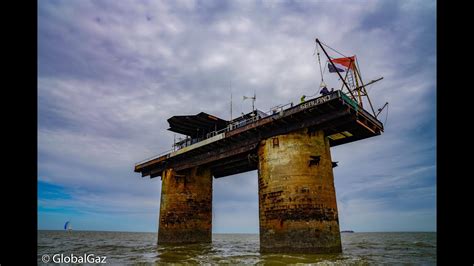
[315, 38, 357, 101]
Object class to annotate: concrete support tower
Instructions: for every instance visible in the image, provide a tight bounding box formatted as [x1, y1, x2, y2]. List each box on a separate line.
[158, 166, 212, 244]
[258, 128, 342, 253]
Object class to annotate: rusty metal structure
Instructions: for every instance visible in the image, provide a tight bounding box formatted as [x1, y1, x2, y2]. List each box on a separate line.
[134, 39, 385, 253]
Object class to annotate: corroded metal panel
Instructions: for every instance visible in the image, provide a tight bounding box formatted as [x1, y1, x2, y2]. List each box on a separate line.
[158, 167, 212, 244]
[258, 128, 342, 253]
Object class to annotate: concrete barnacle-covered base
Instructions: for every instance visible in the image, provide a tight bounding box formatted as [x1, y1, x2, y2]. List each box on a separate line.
[257, 128, 342, 253]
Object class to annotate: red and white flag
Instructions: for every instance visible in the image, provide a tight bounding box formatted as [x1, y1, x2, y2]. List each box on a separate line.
[328, 56, 356, 73]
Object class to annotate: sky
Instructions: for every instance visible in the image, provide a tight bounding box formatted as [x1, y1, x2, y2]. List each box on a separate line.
[38, 0, 436, 233]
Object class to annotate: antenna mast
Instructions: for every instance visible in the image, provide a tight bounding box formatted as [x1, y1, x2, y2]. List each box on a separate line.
[253, 91, 256, 112]
[243, 92, 256, 113]
[230, 80, 233, 120]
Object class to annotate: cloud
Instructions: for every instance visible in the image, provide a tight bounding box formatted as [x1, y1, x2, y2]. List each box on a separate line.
[38, 0, 436, 232]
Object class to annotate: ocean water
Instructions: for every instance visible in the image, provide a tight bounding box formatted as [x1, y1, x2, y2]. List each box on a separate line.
[38, 231, 436, 264]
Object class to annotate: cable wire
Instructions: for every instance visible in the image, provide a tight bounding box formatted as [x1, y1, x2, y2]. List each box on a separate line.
[319, 40, 348, 58]
[316, 44, 324, 84]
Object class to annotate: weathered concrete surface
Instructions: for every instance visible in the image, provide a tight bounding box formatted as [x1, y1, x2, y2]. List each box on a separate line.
[158, 167, 212, 244]
[258, 128, 342, 253]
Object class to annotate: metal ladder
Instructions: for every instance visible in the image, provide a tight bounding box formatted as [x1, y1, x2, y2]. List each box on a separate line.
[346, 70, 356, 89]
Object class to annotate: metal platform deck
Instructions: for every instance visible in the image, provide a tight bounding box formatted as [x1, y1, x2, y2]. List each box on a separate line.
[135, 90, 383, 178]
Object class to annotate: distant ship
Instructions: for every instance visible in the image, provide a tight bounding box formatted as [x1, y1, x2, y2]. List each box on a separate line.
[64, 221, 72, 231]
[341, 230, 354, 233]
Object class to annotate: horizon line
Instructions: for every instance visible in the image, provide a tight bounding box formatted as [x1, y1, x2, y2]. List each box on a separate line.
[37, 229, 437, 234]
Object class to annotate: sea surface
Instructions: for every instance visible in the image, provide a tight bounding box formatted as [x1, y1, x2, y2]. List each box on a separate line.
[38, 231, 436, 265]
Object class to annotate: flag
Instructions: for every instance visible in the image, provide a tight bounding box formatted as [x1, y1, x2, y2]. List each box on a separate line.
[328, 56, 355, 73]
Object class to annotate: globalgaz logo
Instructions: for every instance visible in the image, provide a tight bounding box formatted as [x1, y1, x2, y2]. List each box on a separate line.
[41, 253, 107, 264]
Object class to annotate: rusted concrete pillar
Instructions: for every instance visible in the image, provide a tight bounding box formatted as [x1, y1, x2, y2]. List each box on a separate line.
[158, 166, 212, 244]
[258, 128, 342, 253]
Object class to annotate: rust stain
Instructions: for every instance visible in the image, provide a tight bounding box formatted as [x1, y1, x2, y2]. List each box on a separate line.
[258, 128, 342, 253]
[158, 167, 212, 244]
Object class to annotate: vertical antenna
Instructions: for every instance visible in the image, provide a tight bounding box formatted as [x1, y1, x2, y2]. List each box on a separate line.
[230, 80, 233, 121]
[253, 90, 256, 112]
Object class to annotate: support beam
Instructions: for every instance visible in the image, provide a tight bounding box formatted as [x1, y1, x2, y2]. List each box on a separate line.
[258, 128, 342, 253]
[158, 167, 212, 244]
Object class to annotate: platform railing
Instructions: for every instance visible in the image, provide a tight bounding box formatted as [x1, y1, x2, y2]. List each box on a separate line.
[265, 101, 294, 116]
[135, 148, 174, 166]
